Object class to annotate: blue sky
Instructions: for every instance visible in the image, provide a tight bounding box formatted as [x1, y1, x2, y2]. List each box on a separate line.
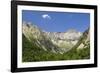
[22, 10, 90, 32]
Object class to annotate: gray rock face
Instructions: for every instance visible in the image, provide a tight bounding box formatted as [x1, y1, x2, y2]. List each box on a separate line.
[44, 29, 82, 41]
[76, 28, 90, 50]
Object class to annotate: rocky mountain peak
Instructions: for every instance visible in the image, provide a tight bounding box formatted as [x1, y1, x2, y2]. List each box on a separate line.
[66, 29, 78, 33]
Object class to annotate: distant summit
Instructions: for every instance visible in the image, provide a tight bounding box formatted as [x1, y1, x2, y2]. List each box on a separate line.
[67, 29, 78, 33]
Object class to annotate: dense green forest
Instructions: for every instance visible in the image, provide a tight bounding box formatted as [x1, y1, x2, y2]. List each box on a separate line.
[22, 35, 90, 62]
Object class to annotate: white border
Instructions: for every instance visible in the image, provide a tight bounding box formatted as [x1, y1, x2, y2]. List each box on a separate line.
[17, 5, 94, 68]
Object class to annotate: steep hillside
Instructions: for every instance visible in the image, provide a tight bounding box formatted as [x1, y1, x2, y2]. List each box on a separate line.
[71, 28, 90, 50]
[22, 22, 64, 54]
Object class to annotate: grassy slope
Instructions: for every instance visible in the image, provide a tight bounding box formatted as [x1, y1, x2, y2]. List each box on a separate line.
[22, 34, 90, 62]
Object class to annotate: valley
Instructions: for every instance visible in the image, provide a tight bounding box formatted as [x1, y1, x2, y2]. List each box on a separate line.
[22, 22, 90, 62]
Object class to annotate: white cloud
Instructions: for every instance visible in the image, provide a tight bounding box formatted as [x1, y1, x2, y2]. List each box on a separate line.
[42, 14, 51, 19]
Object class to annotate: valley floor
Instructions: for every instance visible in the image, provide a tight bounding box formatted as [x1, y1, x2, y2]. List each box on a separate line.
[22, 36, 90, 62]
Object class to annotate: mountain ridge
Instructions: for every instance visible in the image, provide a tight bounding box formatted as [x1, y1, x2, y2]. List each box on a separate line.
[22, 22, 89, 54]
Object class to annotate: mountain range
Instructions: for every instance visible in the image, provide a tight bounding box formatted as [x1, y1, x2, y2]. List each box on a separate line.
[22, 22, 90, 54]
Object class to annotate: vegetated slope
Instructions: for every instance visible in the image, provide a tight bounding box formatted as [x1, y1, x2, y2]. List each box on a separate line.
[22, 22, 90, 62]
[22, 22, 65, 54]
[63, 28, 90, 60]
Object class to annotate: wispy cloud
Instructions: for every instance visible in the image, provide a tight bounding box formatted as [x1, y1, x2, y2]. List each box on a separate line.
[42, 14, 51, 19]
